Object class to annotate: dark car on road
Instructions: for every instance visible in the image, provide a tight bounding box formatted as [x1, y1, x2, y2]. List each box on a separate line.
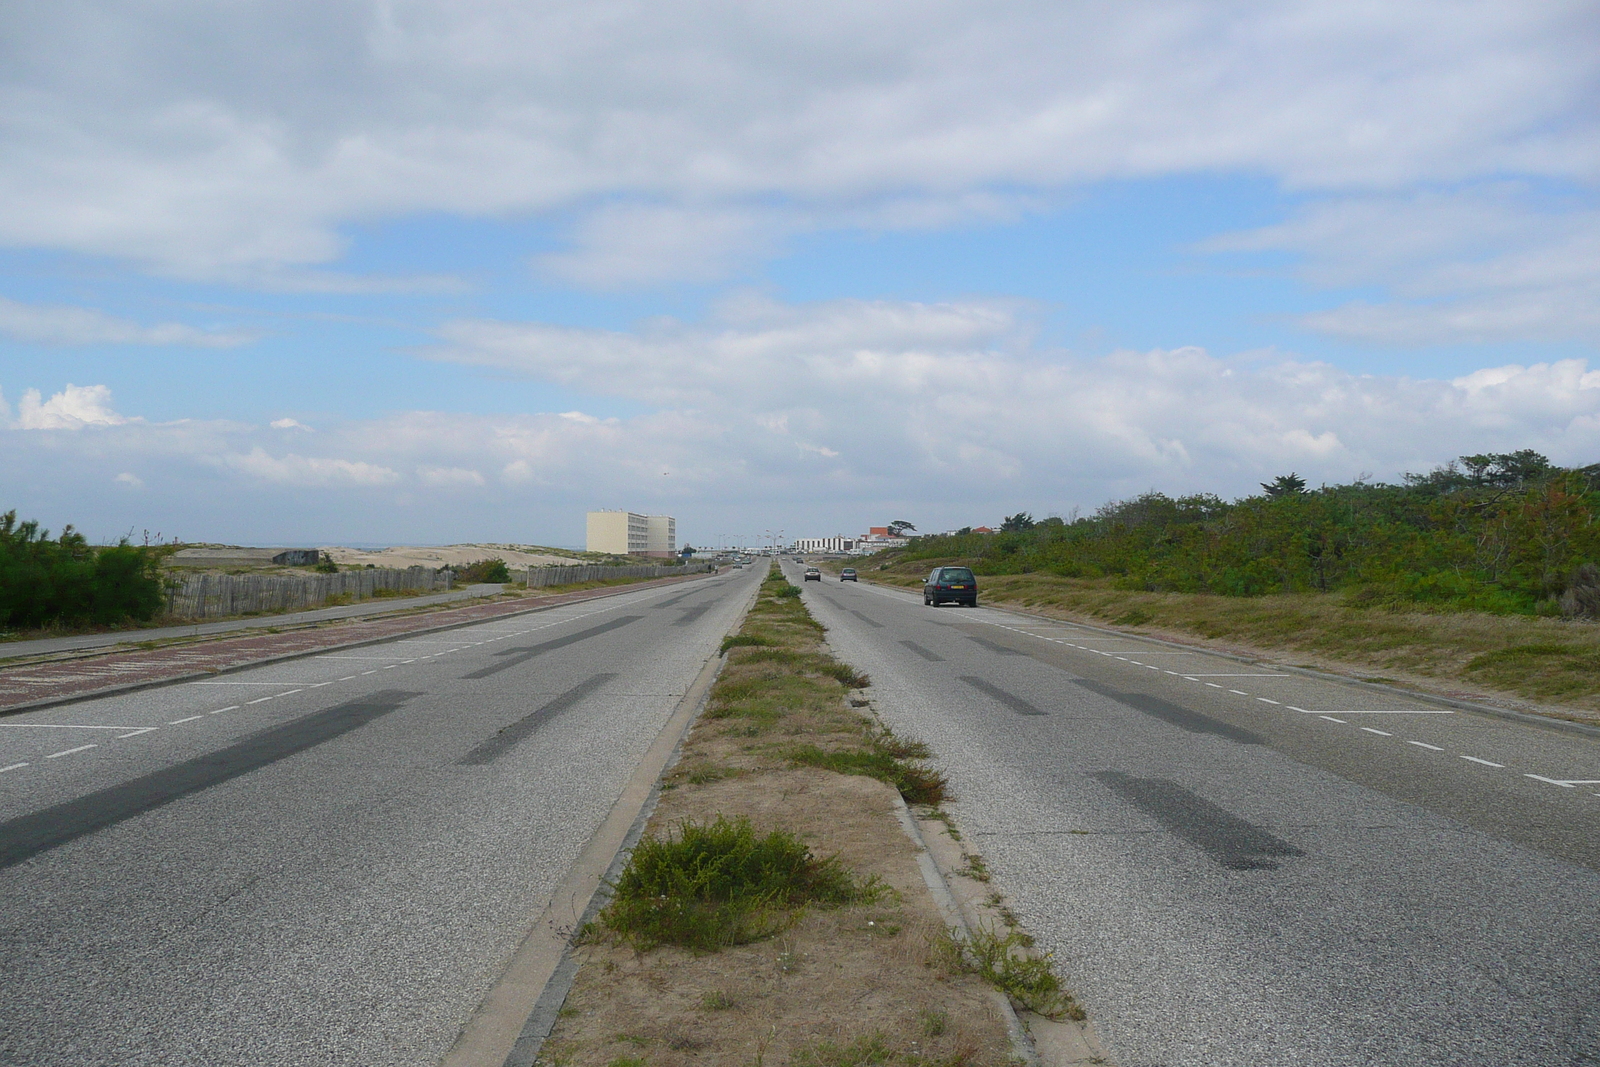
[923, 566, 978, 606]
[840, 567, 858, 581]
[803, 567, 822, 582]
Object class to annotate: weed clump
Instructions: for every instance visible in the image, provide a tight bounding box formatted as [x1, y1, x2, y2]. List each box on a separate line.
[721, 632, 774, 653]
[955, 925, 1084, 1021]
[598, 816, 876, 952]
[789, 744, 948, 805]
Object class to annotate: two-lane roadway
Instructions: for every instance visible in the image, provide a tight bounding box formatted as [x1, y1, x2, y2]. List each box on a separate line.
[0, 565, 764, 1067]
[787, 561, 1600, 1067]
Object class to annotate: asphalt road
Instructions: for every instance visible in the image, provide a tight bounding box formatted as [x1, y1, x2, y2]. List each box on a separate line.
[787, 562, 1600, 1067]
[0, 565, 762, 1067]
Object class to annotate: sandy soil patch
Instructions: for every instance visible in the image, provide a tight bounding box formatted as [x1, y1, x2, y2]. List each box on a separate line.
[545, 771, 1014, 1066]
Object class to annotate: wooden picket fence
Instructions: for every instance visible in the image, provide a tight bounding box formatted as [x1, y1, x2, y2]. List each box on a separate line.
[165, 566, 444, 619]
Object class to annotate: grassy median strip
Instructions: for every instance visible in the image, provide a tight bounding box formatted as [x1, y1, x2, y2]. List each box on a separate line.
[541, 566, 1079, 1066]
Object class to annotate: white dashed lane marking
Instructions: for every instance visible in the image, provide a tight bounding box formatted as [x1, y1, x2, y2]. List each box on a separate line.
[974, 616, 1598, 801]
[46, 744, 97, 758]
[167, 716, 203, 725]
[1, 762, 30, 773]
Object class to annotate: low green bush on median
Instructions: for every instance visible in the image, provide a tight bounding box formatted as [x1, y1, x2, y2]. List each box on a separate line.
[596, 816, 879, 952]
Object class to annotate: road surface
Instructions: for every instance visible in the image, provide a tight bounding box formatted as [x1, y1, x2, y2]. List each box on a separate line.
[0, 565, 761, 1067]
[789, 562, 1600, 1067]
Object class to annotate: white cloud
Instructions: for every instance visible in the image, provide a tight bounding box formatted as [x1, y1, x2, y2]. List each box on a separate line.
[416, 464, 486, 488]
[270, 417, 312, 430]
[0, 296, 255, 347]
[6, 298, 1598, 541]
[1, 1, 1595, 291]
[224, 447, 400, 488]
[115, 472, 144, 489]
[535, 203, 779, 287]
[1207, 187, 1600, 345]
[420, 297, 1600, 504]
[10, 383, 129, 429]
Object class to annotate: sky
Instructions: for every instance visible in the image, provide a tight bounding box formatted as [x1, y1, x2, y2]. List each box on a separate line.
[2, 1, 1599, 550]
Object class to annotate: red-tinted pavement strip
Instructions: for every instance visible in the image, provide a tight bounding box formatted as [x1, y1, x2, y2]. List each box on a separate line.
[0, 573, 716, 717]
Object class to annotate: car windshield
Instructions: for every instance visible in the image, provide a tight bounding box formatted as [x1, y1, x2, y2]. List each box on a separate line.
[940, 568, 975, 582]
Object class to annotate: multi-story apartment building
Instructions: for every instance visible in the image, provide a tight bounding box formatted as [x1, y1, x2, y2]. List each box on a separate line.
[586, 511, 677, 557]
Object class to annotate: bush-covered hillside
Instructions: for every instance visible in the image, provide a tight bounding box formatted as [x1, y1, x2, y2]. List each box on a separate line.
[0, 510, 165, 630]
[895, 451, 1600, 617]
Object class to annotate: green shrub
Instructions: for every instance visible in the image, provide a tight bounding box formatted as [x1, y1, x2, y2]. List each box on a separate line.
[598, 816, 871, 952]
[455, 557, 512, 583]
[882, 451, 1600, 616]
[0, 511, 163, 629]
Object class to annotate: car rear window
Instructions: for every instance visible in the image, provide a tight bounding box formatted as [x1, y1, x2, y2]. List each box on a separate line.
[940, 568, 975, 581]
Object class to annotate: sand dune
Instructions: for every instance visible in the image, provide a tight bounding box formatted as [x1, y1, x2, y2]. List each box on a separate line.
[321, 543, 587, 569]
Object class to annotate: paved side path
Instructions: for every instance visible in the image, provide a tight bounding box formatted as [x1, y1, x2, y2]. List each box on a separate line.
[0, 583, 511, 660]
[0, 573, 716, 715]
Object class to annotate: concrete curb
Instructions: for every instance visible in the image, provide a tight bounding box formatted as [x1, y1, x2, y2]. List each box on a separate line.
[861, 576, 1600, 741]
[0, 572, 724, 720]
[890, 792, 1042, 1067]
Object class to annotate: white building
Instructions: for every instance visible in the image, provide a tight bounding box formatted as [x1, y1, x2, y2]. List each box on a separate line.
[646, 514, 676, 557]
[586, 511, 677, 557]
[793, 536, 855, 554]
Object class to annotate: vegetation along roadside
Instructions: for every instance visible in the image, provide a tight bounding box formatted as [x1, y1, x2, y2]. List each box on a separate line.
[859, 451, 1600, 725]
[538, 566, 1084, 1066]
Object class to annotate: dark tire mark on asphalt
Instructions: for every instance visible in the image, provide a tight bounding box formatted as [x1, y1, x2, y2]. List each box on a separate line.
[960, 675, 1048, 716]
[1093, 771, 1303, 870]
[0, 690, 421, 870]
[1072, 678, 1264, 744]
[457, 674, 616, 765]
[848, 609, 885, 629]
[462, 616, 641, 679]
[966, 635, 1026, 656]
[673, 604, 714, 627]
[900, 640, 944, 662]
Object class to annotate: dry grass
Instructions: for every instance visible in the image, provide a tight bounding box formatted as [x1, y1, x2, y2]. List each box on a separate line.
[861, 560, 1600, 725]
